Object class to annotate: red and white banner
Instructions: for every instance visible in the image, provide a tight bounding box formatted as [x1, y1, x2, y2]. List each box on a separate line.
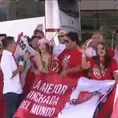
[14, 33, 37, 86]
[14, 32, 37, 59]
[14, 76, 115, 118]
[59, 77, 115, 118]
[14, 73, 74, 118]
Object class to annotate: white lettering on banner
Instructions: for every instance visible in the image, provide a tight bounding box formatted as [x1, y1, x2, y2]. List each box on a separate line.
[33, 80, 42, 90]
[20, 100, 31, 110]
[40, 84, 67, 95]
[19, 40, 26, 50]
[27, 91, 60, 106]
[30, 104, 55, 117]
[33, 80, 68, 95]
[18, 38, 31, 55]
[19, 79, 69, 117]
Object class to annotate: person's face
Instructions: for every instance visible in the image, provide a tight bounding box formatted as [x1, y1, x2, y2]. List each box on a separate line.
[10, 40, 16, 52]
[30, 37, 40, 50]
[64, 36, 76, 50]
[97, 44, 106, 57]
[58, 32, 66, 44]
[92, 34, 104, 42]
[35, 32, 44, 38]
[38, 43, 47, 53]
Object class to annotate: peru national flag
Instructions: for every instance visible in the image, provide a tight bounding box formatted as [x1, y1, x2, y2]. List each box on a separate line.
[13, 33, 37, 86]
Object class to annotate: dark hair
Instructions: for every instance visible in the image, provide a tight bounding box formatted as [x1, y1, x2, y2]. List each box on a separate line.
[31, 35, 41, 42]
[2, 36, 14, 49]
[24, 36, 31, 43]
[94, 42, 111, 69]
[66, 32, 80, 46]
[0, 34, 7, 37]
[34, 29, 44, 36]
[38, 43, 52, 55]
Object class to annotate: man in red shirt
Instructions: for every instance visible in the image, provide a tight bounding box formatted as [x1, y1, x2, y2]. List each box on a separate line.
[59, 32, 87, 81]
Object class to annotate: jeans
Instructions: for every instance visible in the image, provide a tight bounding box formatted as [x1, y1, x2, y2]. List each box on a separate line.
[4, 92, 23, 118]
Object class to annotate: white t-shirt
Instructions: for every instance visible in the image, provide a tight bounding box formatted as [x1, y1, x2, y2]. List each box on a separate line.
[1, 50, 23, 94]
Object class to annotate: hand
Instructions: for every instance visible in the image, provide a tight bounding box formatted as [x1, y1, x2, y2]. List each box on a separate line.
[18, 65, 24, 73]
[23, 53, 31, 61]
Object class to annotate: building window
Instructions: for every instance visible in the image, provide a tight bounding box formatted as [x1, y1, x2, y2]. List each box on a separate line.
[0, 0, 45, 21]
[0, 7, 7, 21]
[15, 0, 45, 20]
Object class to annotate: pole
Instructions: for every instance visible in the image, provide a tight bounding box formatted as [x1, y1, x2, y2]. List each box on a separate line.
[77, 0, 81, 40]
[112, 32, 114, 49]
[97, 0, 99, 30]
[45, 0, 61, 45]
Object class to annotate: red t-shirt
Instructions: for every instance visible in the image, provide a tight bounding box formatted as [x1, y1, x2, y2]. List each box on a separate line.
[108, 48, 114, 57]
[90, 58, 117, 80]
[59, 48, 88, 79]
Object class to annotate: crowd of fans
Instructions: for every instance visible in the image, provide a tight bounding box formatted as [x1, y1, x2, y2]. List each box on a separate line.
[0, 28, 118, 118]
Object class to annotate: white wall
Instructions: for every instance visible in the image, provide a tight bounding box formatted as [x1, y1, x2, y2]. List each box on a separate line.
[0, 17, 45, 41]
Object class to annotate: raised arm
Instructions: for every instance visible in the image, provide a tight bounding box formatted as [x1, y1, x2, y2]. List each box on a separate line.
[81, 54, 91, 70]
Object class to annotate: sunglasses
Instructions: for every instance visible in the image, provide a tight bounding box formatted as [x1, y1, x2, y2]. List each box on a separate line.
[58, 35, 64, 38]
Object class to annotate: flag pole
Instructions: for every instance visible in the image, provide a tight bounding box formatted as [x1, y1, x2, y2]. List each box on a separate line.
[77, 0, 82, 40]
